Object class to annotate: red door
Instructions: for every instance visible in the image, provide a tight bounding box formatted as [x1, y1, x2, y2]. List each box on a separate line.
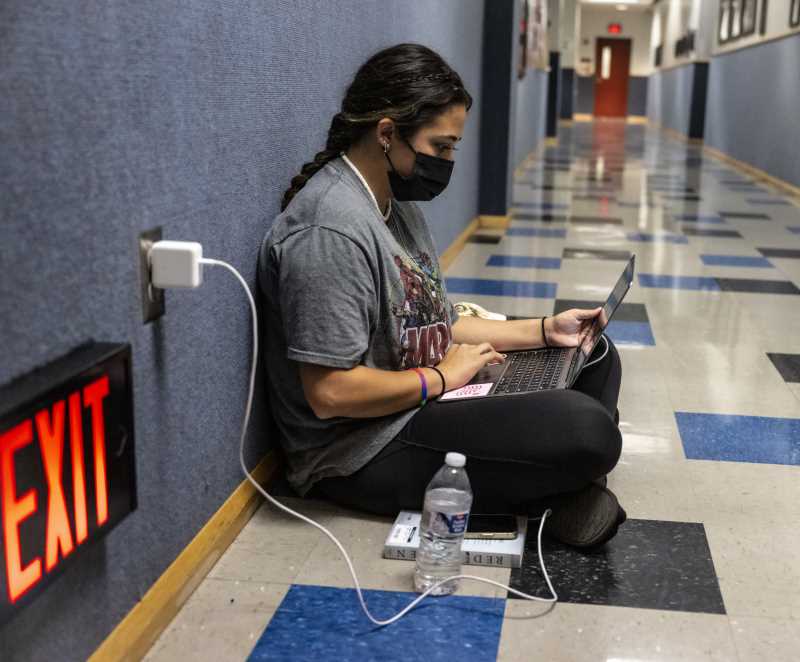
[593, 38, 631, 117]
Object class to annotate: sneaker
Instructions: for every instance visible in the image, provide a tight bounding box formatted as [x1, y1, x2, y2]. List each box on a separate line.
[542, 483, 626, 549]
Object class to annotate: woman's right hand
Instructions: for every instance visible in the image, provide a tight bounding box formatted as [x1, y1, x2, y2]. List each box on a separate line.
[436, 342, 506, 392]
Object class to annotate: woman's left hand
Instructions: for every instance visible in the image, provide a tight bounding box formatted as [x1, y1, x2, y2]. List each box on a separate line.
[545, 308, 606, 348]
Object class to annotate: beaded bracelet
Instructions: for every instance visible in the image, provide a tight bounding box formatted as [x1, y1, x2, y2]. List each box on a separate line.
[410, 368, 428, 406]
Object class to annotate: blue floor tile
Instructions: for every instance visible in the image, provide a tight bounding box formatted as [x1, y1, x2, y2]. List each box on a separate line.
[506, 227, 567, 239]
[699, 255, 773, 268]
[446, 276, 557, 298]
[675, 412, 800, 465]
[674, 214, 725, 224]
[787, 226, 800, 234]
[249, 584, 505, 662]
[486, 255, 562, 269]
[627, 232, 689, 244]
[605, 321, 656, 346]
[638, 274, 721, 291]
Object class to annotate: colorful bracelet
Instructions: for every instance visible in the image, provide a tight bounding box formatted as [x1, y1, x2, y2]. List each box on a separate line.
[410, 368, 428, 406]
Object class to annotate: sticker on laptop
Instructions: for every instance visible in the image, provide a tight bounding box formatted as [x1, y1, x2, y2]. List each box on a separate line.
[439, 383, 493, 400]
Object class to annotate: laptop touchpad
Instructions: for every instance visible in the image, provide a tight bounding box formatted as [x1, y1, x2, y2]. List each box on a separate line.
[470, 362, 506, 384]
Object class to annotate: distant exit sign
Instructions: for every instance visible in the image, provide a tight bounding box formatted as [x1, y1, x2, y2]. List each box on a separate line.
[0, 343, 136, 624]
[608, 23, 623, 34]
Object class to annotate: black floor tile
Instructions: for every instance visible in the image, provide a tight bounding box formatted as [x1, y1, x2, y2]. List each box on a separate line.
[553, 299, 649, 322]
[767, 353, 800, 383]
[661, 194, 702, 201]
[714, 278, 800, 295]
[682, 227, 743, 238]
[467, 234, 502, 244]
[508, 519, 726, 614]
[756, 248, 800, 259]
[718, 211, 772, 220]
[562, 248, 633, 261]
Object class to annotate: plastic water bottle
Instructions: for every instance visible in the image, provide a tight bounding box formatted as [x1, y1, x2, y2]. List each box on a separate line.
[414, 452, 473, 595]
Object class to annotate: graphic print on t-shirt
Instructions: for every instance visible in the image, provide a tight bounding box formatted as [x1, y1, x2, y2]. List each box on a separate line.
[391, 252, 452, 368]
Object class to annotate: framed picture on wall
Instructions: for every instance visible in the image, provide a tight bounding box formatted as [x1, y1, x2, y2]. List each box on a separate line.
[719, 0, 731, 42]
[791, 0, 800, 28]
[518, 0, 528, 79]
[527, 0, 549, 71]
[730, 0, 742, 39]
[719, 0, 761, 44]
[741, 0, 758, 36]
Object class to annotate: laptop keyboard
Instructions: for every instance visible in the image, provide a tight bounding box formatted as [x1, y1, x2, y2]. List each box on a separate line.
[493, 349, 565, 394]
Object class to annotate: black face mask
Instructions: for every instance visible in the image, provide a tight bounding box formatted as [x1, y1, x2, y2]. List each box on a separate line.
[384, 139, 454, 201]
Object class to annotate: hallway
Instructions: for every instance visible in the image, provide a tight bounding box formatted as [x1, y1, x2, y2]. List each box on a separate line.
[145, 120, 800, 661]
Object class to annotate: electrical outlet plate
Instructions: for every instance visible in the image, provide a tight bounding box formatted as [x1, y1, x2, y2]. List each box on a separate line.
[139, 227, 165, 324]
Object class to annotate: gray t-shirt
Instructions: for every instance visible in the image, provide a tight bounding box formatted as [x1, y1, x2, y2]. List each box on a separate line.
[258, 156, 457, 495]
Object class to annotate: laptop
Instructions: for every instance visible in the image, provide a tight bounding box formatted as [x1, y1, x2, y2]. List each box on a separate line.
[439, 255, 635, 402]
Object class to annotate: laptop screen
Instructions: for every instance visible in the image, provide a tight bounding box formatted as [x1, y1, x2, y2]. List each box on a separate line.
[566, 255, 635, 385]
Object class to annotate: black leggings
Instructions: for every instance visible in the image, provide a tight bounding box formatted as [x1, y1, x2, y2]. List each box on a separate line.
[313, 337, 623, 516]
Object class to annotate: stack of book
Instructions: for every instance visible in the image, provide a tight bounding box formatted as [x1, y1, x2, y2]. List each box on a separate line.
[383, 511, 528, 568]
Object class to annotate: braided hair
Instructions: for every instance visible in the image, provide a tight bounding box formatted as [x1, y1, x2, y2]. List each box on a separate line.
[280, 43, 472, 212]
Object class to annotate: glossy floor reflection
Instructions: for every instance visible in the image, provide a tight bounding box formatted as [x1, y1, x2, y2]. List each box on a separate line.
[145, 120, 800, 662]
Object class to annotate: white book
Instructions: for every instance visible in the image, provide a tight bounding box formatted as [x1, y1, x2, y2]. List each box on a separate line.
[382, 511, 528, 569]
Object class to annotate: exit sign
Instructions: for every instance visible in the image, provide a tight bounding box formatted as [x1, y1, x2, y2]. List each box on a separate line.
[0, 343, 136, 624]
[608, 23, 623, 34]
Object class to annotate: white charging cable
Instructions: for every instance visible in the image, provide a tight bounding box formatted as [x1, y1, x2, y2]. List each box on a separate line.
[583, 334, 610, 369]
[157, 248, 558, 626]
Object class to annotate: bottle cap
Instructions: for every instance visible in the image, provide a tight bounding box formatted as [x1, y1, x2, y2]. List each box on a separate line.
[445, 452, 466, 468]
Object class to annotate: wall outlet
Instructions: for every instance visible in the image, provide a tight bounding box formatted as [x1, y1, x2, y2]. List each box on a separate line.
[138, 227, 166, 324]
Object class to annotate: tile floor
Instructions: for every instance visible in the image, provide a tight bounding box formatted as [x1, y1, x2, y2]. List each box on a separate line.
[144, 120, 800, 661]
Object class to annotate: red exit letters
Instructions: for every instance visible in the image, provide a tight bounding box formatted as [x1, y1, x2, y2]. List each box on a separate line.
[1, 375, 110, 604]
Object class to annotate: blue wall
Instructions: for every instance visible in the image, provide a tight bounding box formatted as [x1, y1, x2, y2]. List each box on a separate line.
[646, 64, 695, 135]
[704, 34, 800, 187]
[512, 69, 548, 171]
[0, 1, 485, 659]
[576, 75, 594, 114]
[628, 76, 649, 116]
[560, 67, 575, 119]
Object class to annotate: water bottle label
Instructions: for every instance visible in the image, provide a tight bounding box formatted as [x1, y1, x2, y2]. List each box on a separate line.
[435, 512, 469, 535]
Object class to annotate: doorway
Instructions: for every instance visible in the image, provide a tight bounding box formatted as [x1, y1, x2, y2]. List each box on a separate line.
[593, 38, 631, 117]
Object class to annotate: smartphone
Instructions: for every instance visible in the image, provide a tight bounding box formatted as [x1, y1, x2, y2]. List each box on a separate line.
[464, 514, 518, 540]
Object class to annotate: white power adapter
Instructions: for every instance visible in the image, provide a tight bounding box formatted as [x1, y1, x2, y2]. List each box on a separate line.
[148, 240, 204, 289]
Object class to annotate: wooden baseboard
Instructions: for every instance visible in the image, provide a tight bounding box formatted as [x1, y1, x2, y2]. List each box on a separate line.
[653, 122, 799, 202]
[479, 215, 511, 229]
[90, 452, 281, 662]
[573, 113, 593, 122]
[702, 144, 800, 201]
[627, 116, 648, 125]
[439, 216, 480, 271]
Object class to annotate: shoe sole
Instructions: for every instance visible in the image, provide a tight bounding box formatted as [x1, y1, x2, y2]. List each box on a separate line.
[544, 484, 624, 549]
